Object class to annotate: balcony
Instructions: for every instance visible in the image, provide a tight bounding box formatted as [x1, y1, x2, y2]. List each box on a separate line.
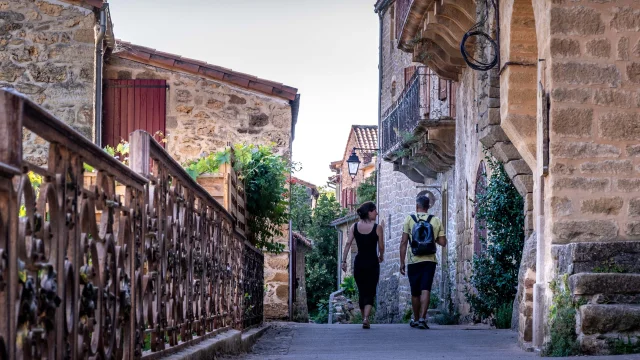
[381, 66, 456, 183]
[395, 0, 476, 80]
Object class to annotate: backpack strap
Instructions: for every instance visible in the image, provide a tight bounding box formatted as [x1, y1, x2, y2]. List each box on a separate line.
[410, 214, 419, 224]
[426, 215, 433, 224]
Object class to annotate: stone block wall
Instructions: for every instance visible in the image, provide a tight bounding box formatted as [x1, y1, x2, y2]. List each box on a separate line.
[105, 56, 293, 163]
[544, 1, 640, 247]
[0, 0, 98, 164]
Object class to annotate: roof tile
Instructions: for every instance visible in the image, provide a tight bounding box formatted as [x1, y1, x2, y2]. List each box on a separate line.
[113, 40, 298, 101]
[173, 60, 200, 74]
[199, 67, 225, 81]
[149, 54, 176, 68]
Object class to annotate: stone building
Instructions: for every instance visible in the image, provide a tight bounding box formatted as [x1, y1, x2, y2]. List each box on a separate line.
[329, 125, 378, 286]
[1, 0, 302, 322]
[374, 0, 640, 353]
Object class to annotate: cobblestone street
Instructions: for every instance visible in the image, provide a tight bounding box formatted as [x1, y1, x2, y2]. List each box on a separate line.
[223, 323, 640, 360]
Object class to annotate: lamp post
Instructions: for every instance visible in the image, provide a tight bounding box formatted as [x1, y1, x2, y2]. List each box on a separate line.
[346, 147, 379, 180]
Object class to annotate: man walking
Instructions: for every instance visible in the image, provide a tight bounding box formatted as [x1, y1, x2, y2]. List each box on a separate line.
[400, 195, 447, 329]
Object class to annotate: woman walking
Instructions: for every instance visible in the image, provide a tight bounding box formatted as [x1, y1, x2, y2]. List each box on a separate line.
[341, 202, 384, 329]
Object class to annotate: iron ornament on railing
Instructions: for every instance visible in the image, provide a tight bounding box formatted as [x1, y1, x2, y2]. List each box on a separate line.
[0, 89, 264, 360]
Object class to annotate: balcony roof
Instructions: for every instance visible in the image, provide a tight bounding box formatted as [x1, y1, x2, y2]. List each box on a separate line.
[397, 0, 476, 81]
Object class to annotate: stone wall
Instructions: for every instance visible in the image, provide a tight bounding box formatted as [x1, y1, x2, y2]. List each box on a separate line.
[105, 55, 295, 320]
[0, 0, 98, 163]
[105, 56, 293, 162]
[376, 3, 459, 324]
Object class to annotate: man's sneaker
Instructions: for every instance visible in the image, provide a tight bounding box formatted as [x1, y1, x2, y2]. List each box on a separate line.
[418, 318, 429, 329]
[410, 319, 419, 328]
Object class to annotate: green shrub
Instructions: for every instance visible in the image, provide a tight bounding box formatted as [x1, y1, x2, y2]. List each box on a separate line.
[494, 303, 512, 329]
[402, 305, 413, 323]
[434, 311, 460, 325]
[356, 171, 376, 204]
[542, 275, 581, 357]
[609, 336, 640, 355]
[464, 153, 524, 322]
[429, 292, 441, 309]
[311, 300, 329, 324]
[341, 276, 357, 299]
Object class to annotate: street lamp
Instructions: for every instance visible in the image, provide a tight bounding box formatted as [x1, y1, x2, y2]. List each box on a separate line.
[346, 147, 379, 180]
[347, 149, 360, 180]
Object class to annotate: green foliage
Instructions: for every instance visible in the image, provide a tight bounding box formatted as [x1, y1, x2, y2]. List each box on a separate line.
[494, 303, 513, 329]
[434, 311, 460, 325]
[19, 172, 43, 217]
[290, 183, 313, 234]
[311, 300, 329, 324]
[542, 275, 581, 357]
[340, 276, 357, 299]
[104, 139, 130, 165]
[306, 194, 345, 313]
[429, 292, 441, 309]
[593, 259, 626, 273]
[609, 336, 640, 355]
[402, 305, 413, 323]
[183, 144, 291, 253]
[356, 171, 377, 204]
[464, 153, 524, 321]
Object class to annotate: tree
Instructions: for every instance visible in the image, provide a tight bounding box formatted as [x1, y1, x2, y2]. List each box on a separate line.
[290, 183, 313, 234]
[356, 170, 376, 204]
[464, 154, 524, 322]
[305, 194, 344, 315]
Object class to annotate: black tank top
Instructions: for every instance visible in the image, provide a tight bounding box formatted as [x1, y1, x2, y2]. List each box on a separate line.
[354, 222, 379, 263]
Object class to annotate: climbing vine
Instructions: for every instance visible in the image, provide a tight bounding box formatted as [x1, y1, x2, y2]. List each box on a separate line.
[464, 152, 524, 324]
[356, 170, 376, 204]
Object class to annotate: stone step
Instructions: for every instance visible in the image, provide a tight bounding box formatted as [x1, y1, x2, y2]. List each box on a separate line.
[570, 273, 640, 304]
[554, 241, 640, 274]
[579, 304, 640, 335]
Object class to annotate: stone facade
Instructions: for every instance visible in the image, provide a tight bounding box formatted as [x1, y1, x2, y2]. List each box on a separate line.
[105, 56, 294, 163]
[379, 0, 640, 353]
[0, 0, 100, 163]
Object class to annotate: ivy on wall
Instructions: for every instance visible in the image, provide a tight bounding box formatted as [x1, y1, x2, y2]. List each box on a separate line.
[464, 153, 524, 324]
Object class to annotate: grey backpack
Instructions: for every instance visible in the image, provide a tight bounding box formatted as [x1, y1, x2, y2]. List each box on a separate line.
[409, 215, 437, 256]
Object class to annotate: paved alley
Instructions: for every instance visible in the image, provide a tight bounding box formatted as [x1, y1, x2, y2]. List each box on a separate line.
[224, 323, 640, 360]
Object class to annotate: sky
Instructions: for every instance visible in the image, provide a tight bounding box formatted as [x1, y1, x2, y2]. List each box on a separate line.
[108, 0, 380, 187]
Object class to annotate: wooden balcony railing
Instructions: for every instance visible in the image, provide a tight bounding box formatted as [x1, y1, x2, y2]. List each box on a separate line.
[380, 67, 455, 157]
[0, 89, 264, 360]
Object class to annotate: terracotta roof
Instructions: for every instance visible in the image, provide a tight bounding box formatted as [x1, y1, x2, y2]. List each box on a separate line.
[113, 40, 298, 101]
[353, 125, 378, 152]
[292, 232, 313, 248]
[290, 176, 320, 198]
[61, 0, 104, 8]
[329, 160, 342, 172]
[330, 213, 359, 227]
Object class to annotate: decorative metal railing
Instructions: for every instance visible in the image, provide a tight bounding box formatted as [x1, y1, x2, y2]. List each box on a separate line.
[380, 67, 454, 156]
[0, 89, 264, 360]
[242, 241, 263, 329]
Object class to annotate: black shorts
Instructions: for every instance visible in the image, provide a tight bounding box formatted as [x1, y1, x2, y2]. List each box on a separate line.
[407, 261, 437, 296]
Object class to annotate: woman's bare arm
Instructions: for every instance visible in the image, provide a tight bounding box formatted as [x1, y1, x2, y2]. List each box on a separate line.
[377, 223, 385, 263]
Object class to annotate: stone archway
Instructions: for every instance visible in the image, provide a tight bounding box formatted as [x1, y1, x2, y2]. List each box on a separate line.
[473, 161, 487, 255]
[497, 0, 539, 347]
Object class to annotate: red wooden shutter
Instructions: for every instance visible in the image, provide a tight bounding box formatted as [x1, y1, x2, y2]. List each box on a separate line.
[104, 79, 167, 147]
[404, 66, 416, 86]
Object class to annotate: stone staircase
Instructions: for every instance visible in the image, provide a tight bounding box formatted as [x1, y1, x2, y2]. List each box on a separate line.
[556, 242, 640, 355]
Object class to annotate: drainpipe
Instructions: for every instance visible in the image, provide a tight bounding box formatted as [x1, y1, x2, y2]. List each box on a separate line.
[375, 10, 383, 215]
[94, 5, 107, 147]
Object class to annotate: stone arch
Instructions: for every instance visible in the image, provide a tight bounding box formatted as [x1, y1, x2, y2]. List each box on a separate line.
[499, 0, 539, 170]
[472, 161, 487, 255]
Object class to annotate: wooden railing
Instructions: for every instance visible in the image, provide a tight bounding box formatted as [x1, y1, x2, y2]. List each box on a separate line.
[0, 89, 264, 360]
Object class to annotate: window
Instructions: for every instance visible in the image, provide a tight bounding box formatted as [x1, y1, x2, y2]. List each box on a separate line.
[404, 66, 416, 86]
[391, 81, 397, 98]
[473, 161, 487, 255]
[103, 79, 167, 147]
